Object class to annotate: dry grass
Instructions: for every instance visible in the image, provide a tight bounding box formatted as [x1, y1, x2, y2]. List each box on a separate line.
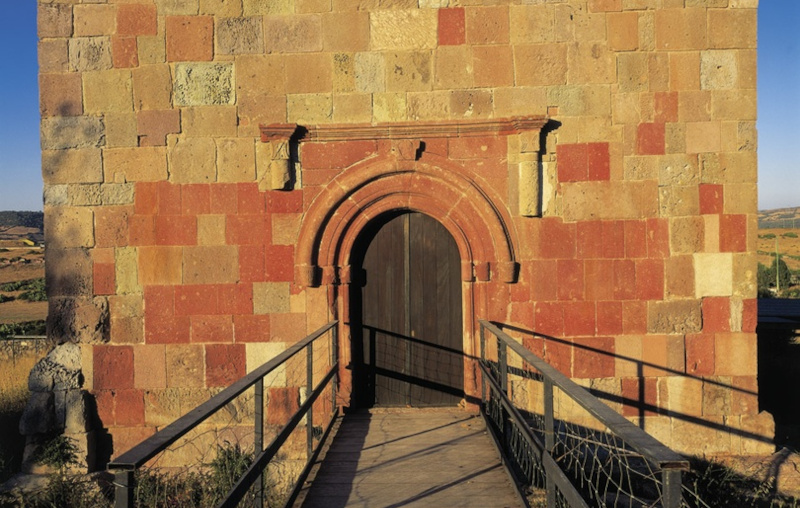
[0, 350, 46, 483]
[758, 229, 800, 272]
[0, 300, 48, 324]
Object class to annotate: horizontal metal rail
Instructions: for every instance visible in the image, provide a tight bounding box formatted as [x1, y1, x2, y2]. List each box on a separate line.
[480, 320, 688, 471]
[108, 321, 337, 470]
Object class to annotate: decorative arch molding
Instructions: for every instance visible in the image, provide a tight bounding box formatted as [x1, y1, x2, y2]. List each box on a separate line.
[260, 117, 549, 287]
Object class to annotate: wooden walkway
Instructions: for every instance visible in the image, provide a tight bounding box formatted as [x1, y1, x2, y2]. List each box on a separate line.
[296, 408, 524, 508]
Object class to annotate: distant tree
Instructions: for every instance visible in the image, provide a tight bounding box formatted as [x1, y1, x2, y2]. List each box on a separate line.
[758, 257, 792, 295]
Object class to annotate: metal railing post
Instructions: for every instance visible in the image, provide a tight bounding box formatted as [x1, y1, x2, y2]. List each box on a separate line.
[499, 337, 508, 395]
[662, 468, 683, 508]
[544, 378, 556, 507]
[480, 324, 486, 406]
[254, 377, 264, 508]
[307, 341, 314, 459]
[114, 469, 134, 508]
[331, 326, 338, 410]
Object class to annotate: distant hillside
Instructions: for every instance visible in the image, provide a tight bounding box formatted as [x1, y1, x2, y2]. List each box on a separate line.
[759, 207, 800, 229]
[0, 211, 43, 231]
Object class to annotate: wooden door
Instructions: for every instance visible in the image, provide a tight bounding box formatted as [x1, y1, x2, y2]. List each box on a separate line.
[350, 212, 463, 407]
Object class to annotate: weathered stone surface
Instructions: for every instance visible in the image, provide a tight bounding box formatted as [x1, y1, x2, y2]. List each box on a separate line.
[244, 0, 294, 15]
[216, 16, 264, 54]
[166, 345, 204, 388]
[354, 52, 385, 93]
[45, 248, 92, 298]
[166, 16, 214, 62]
[19, 392, 55, 436]
[104, 112, 138, 148]
[69, 37, 113, 72]
[386, 51, 433, 92]
[65, 390, 90, 433]
[83, 70, 134, 113]
[264, 14, 323, 53]
[39, 39, 70, 74]
[168, 137, 217, 183]
[42, 149, 103, 185]
[47, 296, 109, 344]
[373, 92, 407, 123]
[41, 117, 105, 151]
[648, 300, 702, 334]
[370, 10, 437, 50]
[253, 282, 291, 314]
[183, 246, 239, 284]
[287, 93, 333, 124]
[695, 253, 733, 297]
[45, 207, 94, 249]
[133, 65, 173, 111]
[173, 63, 235, 107]
[701, 50, 738, 90]
[39, 4, 73, 38]
[514, 44, 568, 86]
[217, 138, 256, 182]
[104, 147, 168, 183]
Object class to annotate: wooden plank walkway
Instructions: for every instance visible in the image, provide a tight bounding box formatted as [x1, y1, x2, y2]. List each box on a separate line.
[295, 408, 524, 508]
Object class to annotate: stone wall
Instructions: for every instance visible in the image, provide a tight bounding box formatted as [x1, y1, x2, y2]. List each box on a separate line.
[37, 0, 769, 465]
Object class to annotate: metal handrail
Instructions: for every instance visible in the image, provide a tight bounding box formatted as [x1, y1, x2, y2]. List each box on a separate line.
[108, 320, 339, 507]
[479, 320, 688, 507]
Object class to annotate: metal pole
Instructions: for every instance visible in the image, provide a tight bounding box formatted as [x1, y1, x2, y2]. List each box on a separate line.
[254, 378, 264, 508]
[544, 378, 556, 507]
[114, 469, 134, 508]
[662, 468, 683, 508]
[307, 341, 314, 459]
[480, 324, 486, 406]
[331, 326, 338, 411]
[499, 338, 508, 395]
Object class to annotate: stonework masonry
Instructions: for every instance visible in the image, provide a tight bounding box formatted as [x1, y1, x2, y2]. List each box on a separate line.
[37, 0, 768, 467]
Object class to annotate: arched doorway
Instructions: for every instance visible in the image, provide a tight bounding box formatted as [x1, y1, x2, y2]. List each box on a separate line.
[349, 211, 464, 408]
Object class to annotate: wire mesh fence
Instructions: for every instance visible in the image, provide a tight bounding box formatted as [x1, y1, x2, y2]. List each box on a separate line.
[108, 321, 338, 508]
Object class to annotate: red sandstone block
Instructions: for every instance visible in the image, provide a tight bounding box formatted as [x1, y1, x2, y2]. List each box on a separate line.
[563, 302, 596, 336]
[94, 262, 116, 295]
[226, 215, 270, 246]
[302, 141, 376, 170]
[573, 336, 615, 378]
[265, 245, 295, 282]
[523, 335, 544, 359]
[539, 218, 576, 259]
[115, 389, 145, 425]
[138, 110, 181, 147]
[544, 338, 572, 376]
[181, 184, 210, 216]
[534, 302, 564, 337]
[267, 387, 300, 424]
[635, 258, 664, 300]
[135, 182, 159, 215]
[128, 215, 155, 246]
[166, 16, 213, 62]
[557, 260, 584, 301]
[155, 215, 197, 245]
[621, 377, 658, 417]
[191, 315, 233, 343]
[685, 333, 715, 376]
[624, 220, 648, 259]
[510, 302, 535, 330]
[175, 284, 218, 316]
[234, 314, 270, 343]
[94, 390, 114, 426]
[742, 298, 757, 333]
[602, 221, 625, 258]
[448, 136, 506, 160]
[622, 300, 647, 334]
[636, 123, 665, 156]
[577, 221, 603, 258]
[596, 301, 623, 335]
[646, 218, 670, 258]
[144, 285, 174, 320]
[94, 345, 134, 390]
[117, 4, 157, 36]
[556, 143, 588, 182]
[205, 344, 246, 388]
[530, 260, 558, 301]
[302, 170, 340, 187]
[210, 183, 239, 214]
[217, 284, 253, 315]
[654, 92, 678, 123]
[510, 266, 531, 303]
[112, 37, 138, 68]
[613, 259, 636, 300]
[702, 297, 730, 333]
[719, 214, 747, 253]
[239, 245, 266, 283]
[438, 8, 465, 46]
[584, 259, 614, 301]
[587, 142, 611, 181]
[157, 181, 182, 215]
[699, 184, 723, 215]
[238, 183, 265, 215]
[267, 190, 304, 213]
[146, 315, 190, 344]
[96, 206, 132, 248]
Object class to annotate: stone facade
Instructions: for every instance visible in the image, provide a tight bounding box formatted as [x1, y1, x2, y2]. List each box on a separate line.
[37, 0, 769, 465]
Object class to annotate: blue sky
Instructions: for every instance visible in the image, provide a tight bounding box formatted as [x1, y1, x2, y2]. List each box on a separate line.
[0, 3, 797, 212]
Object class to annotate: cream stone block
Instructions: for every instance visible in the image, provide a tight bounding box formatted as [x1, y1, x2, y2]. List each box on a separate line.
[272, 214, 301, 245]
[43, 149, 103, 185]
[236, 54, 285, 97]
[173, 63, 235, 107]
[373, 92, 407, 123]
[74, 5, 116, 37]
[712, 89, 756, 121]
[510, 5, 555, 45]
[253, 282, 291, 314]
[183, 246, 239, 284]
[285, 53, 334, 94]
[246, 342, 287, 387]
[614, 336, 642, 378]
[370, 10, 437, 51]
[493, 87, 547, 117]
[69, 37, 113, 72]
[183, 106, 238, 137]
[562, 181, 658, 221]
[168, 137, 216, 183]
[658, 154, 698, 186]
[165, 345, 205, 389]
[663, 376, 703, 417]
[46, 206, 95, 248]
[104, 147, 167, 183]
[287, 94, 333, 124]
[715, 333, 757, 376]
[623, 156, 657, 181]
[332, 53, 355, 93]
[135, 345, 167, 390]
[617, 53, 648, 93]
[514, 44, 568, 86]
[115, 247, 140, 295]
[685, 122, 721, 154]
[198, 215, 226, 245]
[407, 91, 450, 121]
[703, 214, 720, 253]
[354, 52, 386, 93]
[332, 94, 372, 123]
[200, 0, 243, 16]
[244, 0, 293, 15]
[83, 70, 134, 114]
[708, 8, 757, 49]
[434, 46, 472, 91]
[546, 85, 611, 117]
[567, 41, 615, 84]
[694, 253, 733, 297]
[385, 51, 433, 92]
[670, 216, 704, 254]
[104, 113, 138, 148]
[723, 183, 757, 214]
[217, 138, 256, 182]
[700, 51, 738, 91]
[732, 253, 757, 298]
[323, 11, 369, 52]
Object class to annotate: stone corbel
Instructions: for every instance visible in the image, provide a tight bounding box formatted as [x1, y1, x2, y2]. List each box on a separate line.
[516, 130, 542, 218]
[260, 124, 297, 191]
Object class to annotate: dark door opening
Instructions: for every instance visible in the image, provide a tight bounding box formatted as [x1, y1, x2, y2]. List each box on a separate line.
[349, 212, 464, 408]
